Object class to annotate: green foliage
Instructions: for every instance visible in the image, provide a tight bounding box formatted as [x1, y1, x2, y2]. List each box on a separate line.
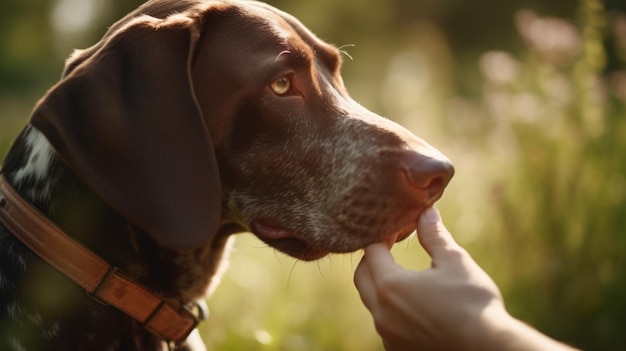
[484, 1, 626, 348]
[1, 0, 625, 350]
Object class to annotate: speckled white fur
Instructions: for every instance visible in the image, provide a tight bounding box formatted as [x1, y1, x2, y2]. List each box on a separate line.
[12, 127, 57, 202]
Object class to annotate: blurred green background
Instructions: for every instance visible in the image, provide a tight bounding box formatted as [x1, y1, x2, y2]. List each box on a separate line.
[1, 0, 625, 350]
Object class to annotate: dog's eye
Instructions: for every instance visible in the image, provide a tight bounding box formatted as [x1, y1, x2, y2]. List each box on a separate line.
[270, 76, 291, 95]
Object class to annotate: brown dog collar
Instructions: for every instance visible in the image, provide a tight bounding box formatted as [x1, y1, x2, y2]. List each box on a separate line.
[0, 175, 206, 344]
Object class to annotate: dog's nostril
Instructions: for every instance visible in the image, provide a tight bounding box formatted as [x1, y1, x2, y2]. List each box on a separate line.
[402, 156, 454, 201]
[425, 176, 444, 195]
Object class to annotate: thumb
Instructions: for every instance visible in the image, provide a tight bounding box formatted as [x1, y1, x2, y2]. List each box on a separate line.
[417, 207, 462, 262]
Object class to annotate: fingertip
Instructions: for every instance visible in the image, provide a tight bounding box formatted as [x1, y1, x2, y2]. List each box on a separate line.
[416, 207, 458, 259]
[418, 207, 441, 228]
[417, 207, 445, 239]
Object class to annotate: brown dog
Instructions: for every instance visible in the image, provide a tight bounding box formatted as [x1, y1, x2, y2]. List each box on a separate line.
[0, 0, 453, 349]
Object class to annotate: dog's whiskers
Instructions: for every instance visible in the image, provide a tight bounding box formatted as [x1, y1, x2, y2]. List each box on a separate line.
[286, 260, 300, 292]
[337, 44, 355, 61]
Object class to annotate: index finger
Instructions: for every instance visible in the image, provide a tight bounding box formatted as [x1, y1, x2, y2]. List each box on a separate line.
[360, 242, 401, 279]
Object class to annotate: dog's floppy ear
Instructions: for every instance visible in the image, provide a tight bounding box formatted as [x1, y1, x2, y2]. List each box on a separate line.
[30, 14, 220, 248]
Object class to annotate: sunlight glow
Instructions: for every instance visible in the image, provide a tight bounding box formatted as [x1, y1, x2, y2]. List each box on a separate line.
[254, 330, 273, 345]
[479, 51, 521, 85]
[515, 9, 582, 64]
[50, 0, 102, 35]
[381, 51, 431, 115]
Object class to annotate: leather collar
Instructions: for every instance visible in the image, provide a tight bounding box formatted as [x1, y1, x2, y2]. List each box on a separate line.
[0, 175, 206, 344]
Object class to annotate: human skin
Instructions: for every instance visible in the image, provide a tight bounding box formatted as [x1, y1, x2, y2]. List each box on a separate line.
[354, 207, 579, 351]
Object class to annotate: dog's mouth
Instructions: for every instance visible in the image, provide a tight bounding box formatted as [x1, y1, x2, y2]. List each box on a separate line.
[251, 218, 416, 261]
[252, 220, 328, 261]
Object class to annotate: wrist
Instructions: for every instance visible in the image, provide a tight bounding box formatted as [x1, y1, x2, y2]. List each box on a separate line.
[461, 301, 513, 351]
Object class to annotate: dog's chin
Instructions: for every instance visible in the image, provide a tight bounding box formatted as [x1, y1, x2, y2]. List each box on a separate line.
[251, 219, 416, 261]
[257, 236, 330, 261]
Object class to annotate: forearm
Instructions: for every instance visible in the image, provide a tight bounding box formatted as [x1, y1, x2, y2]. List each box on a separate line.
[470, 305, 579, 351]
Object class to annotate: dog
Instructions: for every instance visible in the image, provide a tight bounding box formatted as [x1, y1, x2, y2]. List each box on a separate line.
[0, 0, 454, 350]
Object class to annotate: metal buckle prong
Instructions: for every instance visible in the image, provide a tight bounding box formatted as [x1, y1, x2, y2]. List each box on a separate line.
[180, 300, 209, 322]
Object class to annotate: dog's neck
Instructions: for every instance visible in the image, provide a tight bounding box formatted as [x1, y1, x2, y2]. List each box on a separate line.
[3, 126, 126, 251]
[2, 125, 181, 296]
[2, 125, 236, 303]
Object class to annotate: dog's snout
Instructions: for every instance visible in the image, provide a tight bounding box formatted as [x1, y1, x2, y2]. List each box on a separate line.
[401, 154, 454, 202]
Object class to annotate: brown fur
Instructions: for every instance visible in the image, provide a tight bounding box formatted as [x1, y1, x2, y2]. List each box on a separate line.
[0, 1, 453, 349]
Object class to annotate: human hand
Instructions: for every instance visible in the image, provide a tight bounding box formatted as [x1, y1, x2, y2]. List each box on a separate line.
[354, 207, 579, 351]
[354, 207, 504, 350]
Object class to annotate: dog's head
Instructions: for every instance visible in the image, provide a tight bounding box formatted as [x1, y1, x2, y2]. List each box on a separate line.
[30, 0, 453, 260]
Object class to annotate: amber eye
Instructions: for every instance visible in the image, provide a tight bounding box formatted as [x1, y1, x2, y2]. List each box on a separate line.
[270, 76, 291, 95]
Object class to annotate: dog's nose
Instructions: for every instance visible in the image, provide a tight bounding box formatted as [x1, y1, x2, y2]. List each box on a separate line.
[402, 154, 454, 203]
